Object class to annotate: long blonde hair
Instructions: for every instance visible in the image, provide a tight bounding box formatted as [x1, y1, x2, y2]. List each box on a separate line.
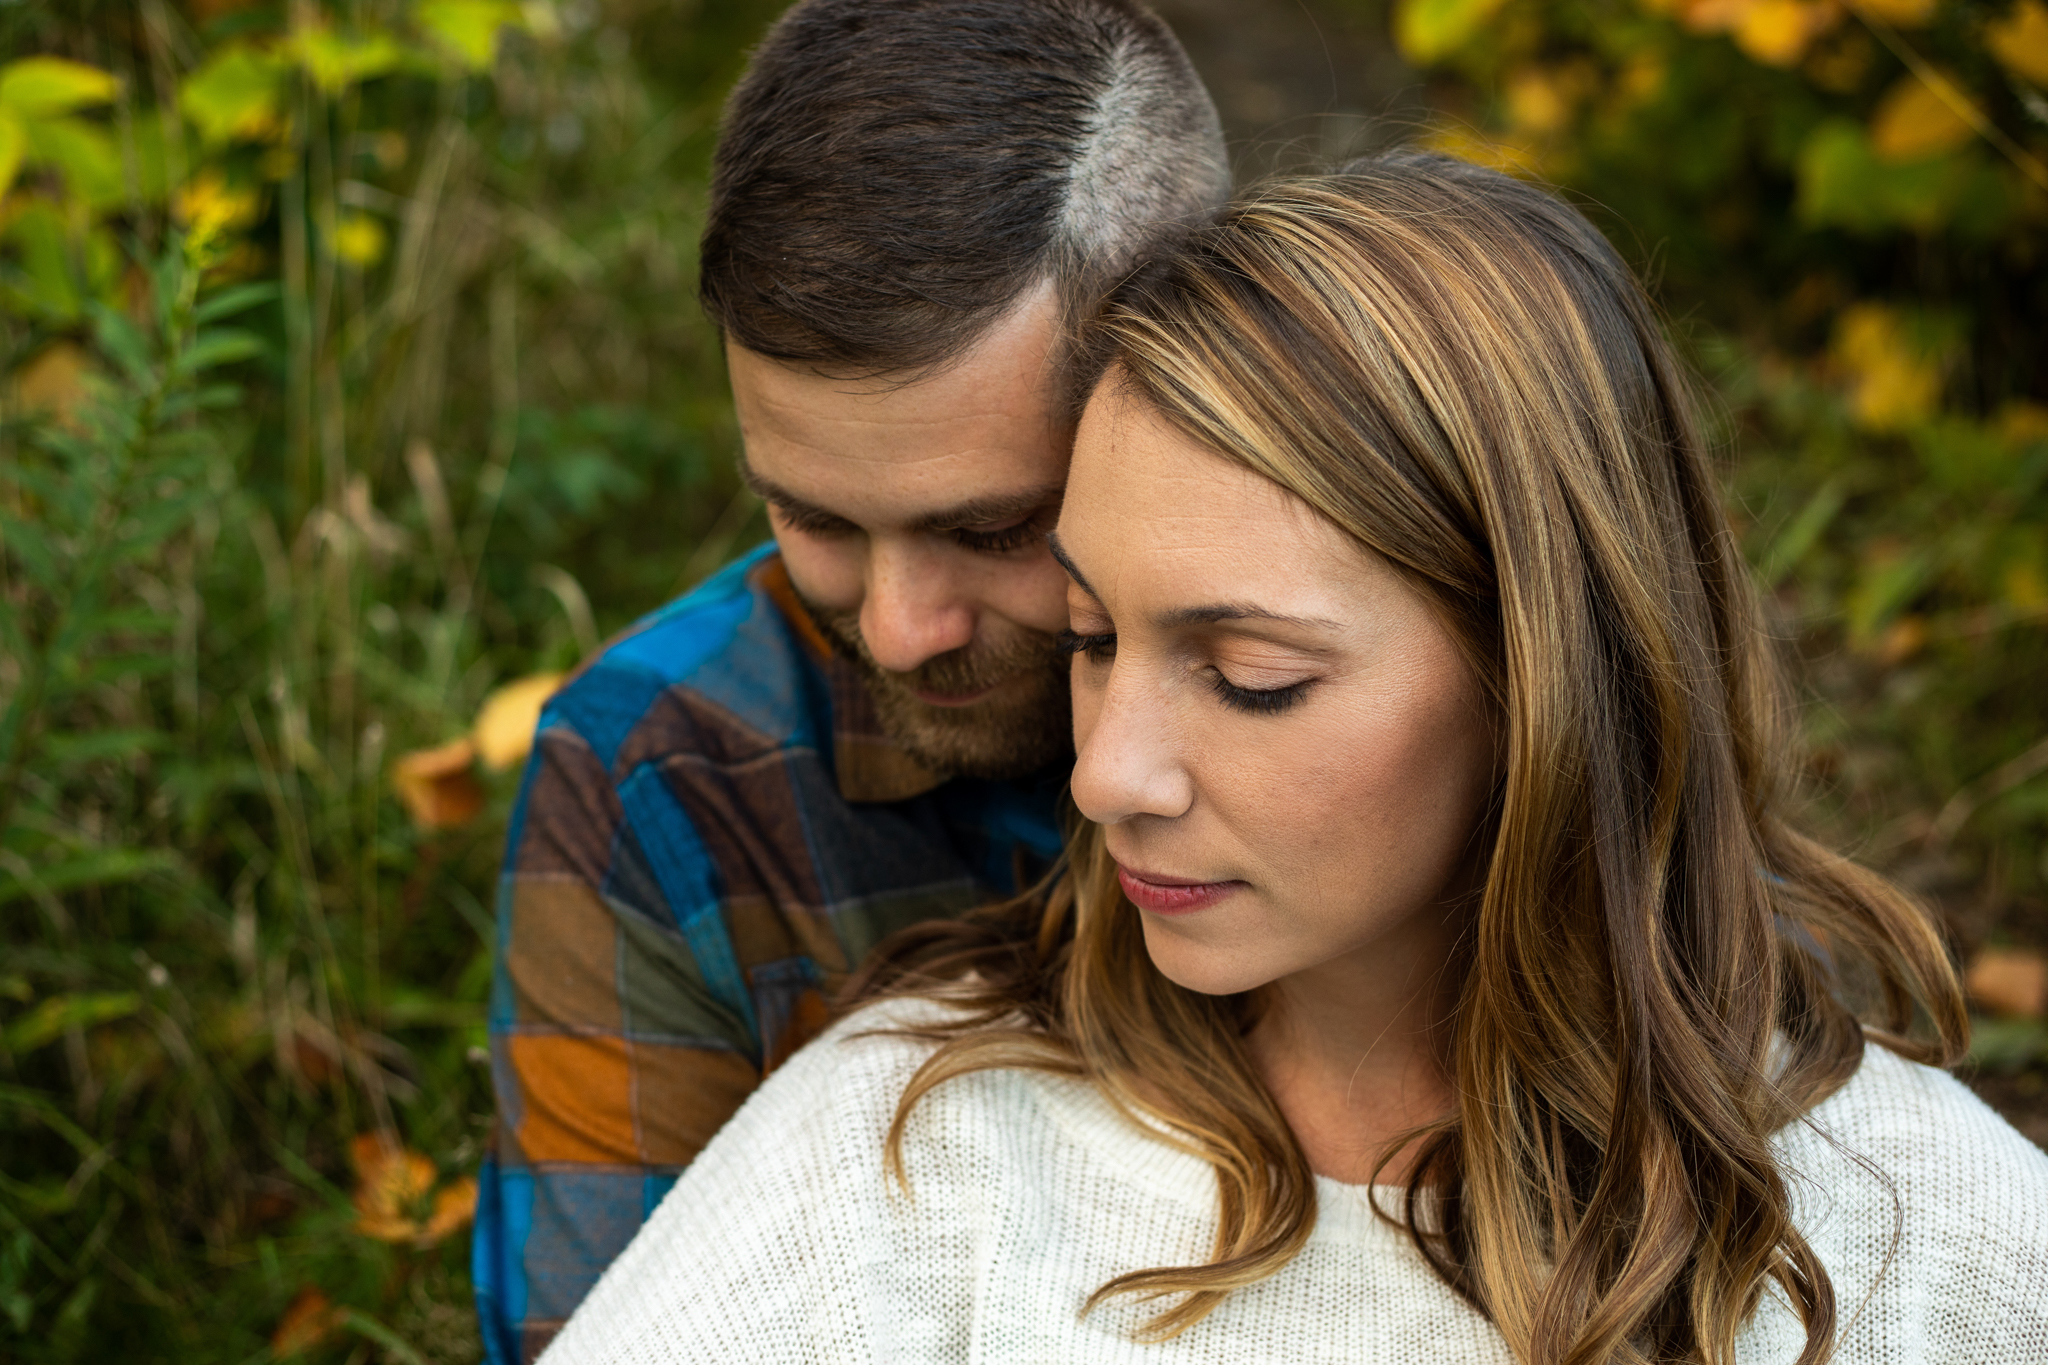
[851, 153, 1965, 1365]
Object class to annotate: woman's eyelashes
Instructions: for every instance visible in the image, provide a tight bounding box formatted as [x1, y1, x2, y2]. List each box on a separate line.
[1059, 627, 1315, 715]
[1208, 670, 1312, 715]
[1057, 628, 1117, 661]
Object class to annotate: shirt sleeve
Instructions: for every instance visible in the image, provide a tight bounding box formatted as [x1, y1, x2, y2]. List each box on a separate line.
[532, 1006, 954, 1365]
[473, 698, 767, 1365]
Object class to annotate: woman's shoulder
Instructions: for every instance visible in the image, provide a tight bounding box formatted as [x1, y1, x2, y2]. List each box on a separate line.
[750, 992, 1071, 1150]
[1773, 1038, 2048, 1338]
[1788, 1039, 2048, 1195]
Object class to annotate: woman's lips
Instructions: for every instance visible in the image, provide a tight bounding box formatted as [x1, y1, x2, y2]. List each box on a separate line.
[1115, 864, 1243, 916]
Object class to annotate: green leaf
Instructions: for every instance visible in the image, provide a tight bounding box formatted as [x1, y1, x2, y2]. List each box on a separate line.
[1758, 479, 1845, 588]
[193, 280, 280, 324]
[0, 110, 23, 202]
[417, 0, 525, 69]
[0, 849, 182, 910]
[1394, 0, 1506, 65]
[1, 197, 84, 321]
[286, 26, 409, 94]
[175, 328, 265, 376]
[178, 44, 290, 146]
[3, 992, 140, 1054]
[1968, 1016, 2048, 1073]
[22, 115, 123, 208]
[1795, 118, 1973, 235]
[0, 57, 118, 118]
[42, 729, 169, 765]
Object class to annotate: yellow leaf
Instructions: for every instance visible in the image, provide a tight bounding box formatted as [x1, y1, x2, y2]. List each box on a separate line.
[472, 672, 564, 771]
[1869, 73, 1973, 162]
[1423, 123, 1545, 177]
[1832, 303, 1942, 430]
[1394, 0, 1509, 64]
[173, 170, 262, 243]
[418, 0, 526, 69]
[1854, 0, 1937, 24]
[1988, 0, 2048, 86]
[0, 56, 118, 117]
[1734, 0, 1829, 65]
[390, 737, 484, 827]
[1505, 68, 1573, 134]
[179, 44, 291, 145]
[331, 212, 387, 267]
[1674, 0, 1754, 35]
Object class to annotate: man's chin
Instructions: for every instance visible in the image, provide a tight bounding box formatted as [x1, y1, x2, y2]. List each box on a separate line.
[868, 675, 1072, 781]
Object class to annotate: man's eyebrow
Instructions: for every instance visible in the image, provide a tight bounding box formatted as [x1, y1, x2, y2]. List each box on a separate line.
[910, 485, 1063, 533]
[740, 460, 1060, 533]
[740, 462, 845, 524]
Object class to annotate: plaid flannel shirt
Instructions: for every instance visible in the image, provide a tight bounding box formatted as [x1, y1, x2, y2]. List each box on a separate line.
[472, 544, 1065, 1363]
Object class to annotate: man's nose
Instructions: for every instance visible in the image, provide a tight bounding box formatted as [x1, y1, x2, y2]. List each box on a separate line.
[1069, 660, 1194, 826]
[858, 538, 979, 673]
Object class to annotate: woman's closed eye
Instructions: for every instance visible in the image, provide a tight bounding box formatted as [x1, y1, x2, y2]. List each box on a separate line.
[1057, 628, 1117, 661]
[1208, 669, 1313, 715]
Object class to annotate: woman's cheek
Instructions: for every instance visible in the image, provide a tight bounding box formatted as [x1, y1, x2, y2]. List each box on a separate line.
[1069, 658, 1106, 751]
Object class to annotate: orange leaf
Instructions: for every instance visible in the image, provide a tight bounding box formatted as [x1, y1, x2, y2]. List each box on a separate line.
[349, 1131, 435, 1242]
[1734, 0, 1833, 66]
[417, 1175, 479, 1246]
[1989, 0, 2048, 88]
[271, 1286, 342, 1357]
[1854, 0, 1935, 24]
[390, 737, 484, 828]
[1869, 73, 1973, 163]
[1967, 948, 2048, 1019]
[7, 341, 92, 431]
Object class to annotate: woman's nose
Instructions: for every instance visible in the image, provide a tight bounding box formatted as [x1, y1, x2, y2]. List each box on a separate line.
[1069, 659, 1195, 826]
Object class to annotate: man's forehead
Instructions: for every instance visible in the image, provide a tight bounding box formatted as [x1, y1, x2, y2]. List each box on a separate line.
[742, 452, 1064, 531]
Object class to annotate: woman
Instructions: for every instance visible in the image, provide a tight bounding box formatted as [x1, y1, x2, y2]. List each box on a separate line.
[540, 155, 2048, 1364]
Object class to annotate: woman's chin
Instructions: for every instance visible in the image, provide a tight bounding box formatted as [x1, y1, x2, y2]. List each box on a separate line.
[1140, 919, 1283, 998]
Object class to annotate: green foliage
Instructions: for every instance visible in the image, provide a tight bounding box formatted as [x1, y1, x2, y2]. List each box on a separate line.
[1379, 0, 2048, 1075]
[1, 1, 786, 1359]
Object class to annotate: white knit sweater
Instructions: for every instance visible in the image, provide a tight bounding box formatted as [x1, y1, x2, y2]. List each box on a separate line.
[541, 998, 2048, 1364]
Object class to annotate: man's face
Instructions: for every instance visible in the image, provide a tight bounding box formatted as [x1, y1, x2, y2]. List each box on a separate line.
[729, 288, 1073, 780]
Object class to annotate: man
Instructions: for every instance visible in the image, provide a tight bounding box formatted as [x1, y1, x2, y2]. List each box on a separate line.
[472, 1, 1229, 1358]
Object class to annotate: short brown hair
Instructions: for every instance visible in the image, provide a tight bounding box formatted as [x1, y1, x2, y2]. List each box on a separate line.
[699, 0, 1229, 375]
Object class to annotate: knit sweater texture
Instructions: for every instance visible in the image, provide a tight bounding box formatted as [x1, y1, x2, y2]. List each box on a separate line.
[540, 997, 2048, 1364]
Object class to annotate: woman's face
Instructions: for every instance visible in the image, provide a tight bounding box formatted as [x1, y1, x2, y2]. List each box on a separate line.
[1055, 383, 1498, 998]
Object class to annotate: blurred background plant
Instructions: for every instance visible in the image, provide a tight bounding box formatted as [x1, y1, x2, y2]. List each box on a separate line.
[1371, 0, 2048, 1109]
[0, 0, 2042, 1360]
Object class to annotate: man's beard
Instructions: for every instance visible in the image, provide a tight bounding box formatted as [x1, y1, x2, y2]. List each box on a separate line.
[801, 598, 1072, 782]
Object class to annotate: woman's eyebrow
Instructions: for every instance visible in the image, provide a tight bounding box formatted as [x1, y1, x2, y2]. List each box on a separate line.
[1046, 532, 1098, 597]
[1159, 604, 1341, 631]
[1050, 533, 1338, 632]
